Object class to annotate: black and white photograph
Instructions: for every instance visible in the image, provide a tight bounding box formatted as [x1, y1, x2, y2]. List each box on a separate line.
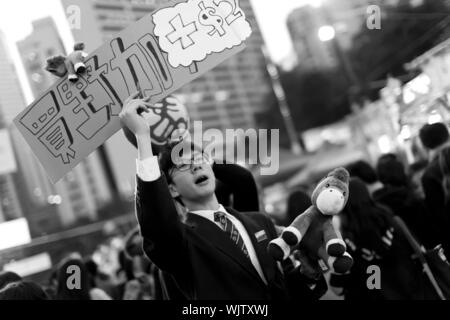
[0, 0, 450, 310]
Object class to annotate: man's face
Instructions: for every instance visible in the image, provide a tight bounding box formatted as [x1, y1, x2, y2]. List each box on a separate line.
[169, 151, 216, 202]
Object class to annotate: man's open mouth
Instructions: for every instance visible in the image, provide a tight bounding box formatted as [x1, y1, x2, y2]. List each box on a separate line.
[195, 175, 209, 185]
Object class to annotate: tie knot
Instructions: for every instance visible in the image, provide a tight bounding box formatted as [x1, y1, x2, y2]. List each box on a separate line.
[214, 211, 226, 222]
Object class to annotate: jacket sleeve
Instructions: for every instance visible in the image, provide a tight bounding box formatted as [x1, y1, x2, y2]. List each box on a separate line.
[135, 174, 189, 275]
[213, 162, 260, 212]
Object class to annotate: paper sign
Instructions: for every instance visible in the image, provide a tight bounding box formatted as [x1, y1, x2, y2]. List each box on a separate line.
[0, 218, 31, 250]
[13, 0, 251, 183]
[3, 253, 52, 277]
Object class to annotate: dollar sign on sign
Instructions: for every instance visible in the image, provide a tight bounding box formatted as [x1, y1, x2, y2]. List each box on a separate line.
[198, 1, 226, 37]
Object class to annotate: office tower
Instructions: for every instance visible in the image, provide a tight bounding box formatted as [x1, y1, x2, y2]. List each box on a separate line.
[287, 5, 339, 70]
[0, 32, 25, 224]
[287, 0, 381, 70]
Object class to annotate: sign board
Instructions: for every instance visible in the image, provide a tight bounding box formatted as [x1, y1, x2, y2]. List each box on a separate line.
[0, 129, 17, 175]
[0, 218, 31, 251]
[2, 253, 52, 277]
[13, 0, 251, 182]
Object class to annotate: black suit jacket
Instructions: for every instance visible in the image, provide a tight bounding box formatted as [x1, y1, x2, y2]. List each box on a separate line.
[136, 175, 292, 300]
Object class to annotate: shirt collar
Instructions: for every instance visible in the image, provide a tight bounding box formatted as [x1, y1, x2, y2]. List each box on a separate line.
[190, 204, 228, 221]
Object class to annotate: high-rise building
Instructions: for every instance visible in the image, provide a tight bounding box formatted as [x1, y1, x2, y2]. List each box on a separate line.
[287, 5, 338, 70]
[287, 0, 379, 70]
[0, 32, 26, 224]
[61, 0, 273, 192]
[0, 18, 115, 235]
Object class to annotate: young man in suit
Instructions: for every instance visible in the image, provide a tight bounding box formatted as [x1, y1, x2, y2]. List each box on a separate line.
[119, 94, 324, 300]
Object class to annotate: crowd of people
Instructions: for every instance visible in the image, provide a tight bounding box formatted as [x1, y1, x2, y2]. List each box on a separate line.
[1, 96, 449, 300]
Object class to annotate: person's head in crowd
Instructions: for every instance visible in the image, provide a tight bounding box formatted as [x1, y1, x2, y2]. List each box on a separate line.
[118, 249, 135, 282]
[340, 178, 393, 254]
[346, 160, 378, 184]
[158, 140, 217, 211]
[346, 160, 381, 194]
[376, 154, 408, 187]
[56, 257, 91, 300]
[123, 227, 153, 278]
[83, 258, 99, 288]
[0, 281, 49, 300]
[0, 271, 22, 290]
[419, 122, 450, 159]
[284, 189, 311, 226]
[124, 227, 144, 260]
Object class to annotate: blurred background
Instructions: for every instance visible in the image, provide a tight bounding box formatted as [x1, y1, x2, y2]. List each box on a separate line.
[0, 0, 450, 291]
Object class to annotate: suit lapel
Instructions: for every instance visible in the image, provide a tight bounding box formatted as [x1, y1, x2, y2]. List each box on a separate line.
[186, 212, 264, 284]
[225, 208, 276, 284]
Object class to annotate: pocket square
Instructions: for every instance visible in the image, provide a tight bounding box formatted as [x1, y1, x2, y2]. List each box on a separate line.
[255, 230, 268, 242]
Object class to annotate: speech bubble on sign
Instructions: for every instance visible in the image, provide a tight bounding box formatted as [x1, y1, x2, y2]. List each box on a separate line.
[153, 0, 252, 68]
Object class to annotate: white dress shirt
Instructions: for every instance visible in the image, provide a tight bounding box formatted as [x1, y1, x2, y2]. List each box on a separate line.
[136, 156, 267, 284]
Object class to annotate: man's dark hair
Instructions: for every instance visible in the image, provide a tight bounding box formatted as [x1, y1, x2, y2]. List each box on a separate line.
[419, 122, 449, 150]
[0, 281, 49, 300]
[376, 156, 408, 187]
[0, 271, 22, 290]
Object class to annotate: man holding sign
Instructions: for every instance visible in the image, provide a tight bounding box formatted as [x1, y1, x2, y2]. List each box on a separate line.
[118, 94, 325, 300]
[21, 0, 325, 300]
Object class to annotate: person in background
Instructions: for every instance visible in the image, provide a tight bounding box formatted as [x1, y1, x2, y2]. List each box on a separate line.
[0, 281, 49, 300]
[333, 178, 422, 300]
[419, 123, 450, 254]
[346, 160, 382, 194]
[56, 257, 112, 300]
[373, 154, 440, 249]
[84, 257, 120, 300]
[284, 189, 311, 227]
[0, 271, 22, 290]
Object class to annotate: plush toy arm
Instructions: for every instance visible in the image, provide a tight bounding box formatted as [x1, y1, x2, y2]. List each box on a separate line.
[65, 58, 78, 82]
[267, 206, 318, 261]
[323, 217, 346, 256]
[282, 205, 318, 246]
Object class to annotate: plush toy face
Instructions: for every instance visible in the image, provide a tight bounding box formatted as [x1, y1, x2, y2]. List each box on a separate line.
[312, 168, 350, 215]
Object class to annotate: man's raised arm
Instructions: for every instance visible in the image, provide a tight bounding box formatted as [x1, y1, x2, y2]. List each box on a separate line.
[120, 94, 187, 275]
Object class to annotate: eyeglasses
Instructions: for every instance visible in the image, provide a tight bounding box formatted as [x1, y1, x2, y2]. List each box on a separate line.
[168, 152, 211, 175]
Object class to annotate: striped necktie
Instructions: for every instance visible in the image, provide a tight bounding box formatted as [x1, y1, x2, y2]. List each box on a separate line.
[214, 211, 249, 258]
